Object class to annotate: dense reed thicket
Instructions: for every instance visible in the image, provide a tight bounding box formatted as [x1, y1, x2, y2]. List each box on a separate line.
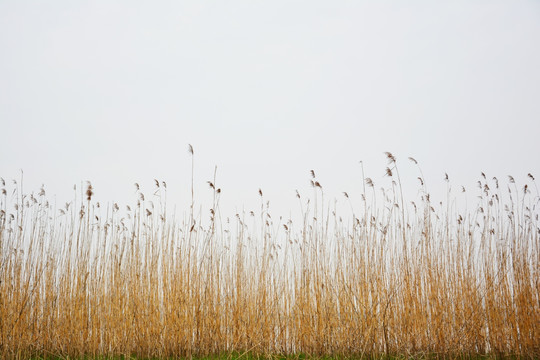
[0, 153, 539, 359]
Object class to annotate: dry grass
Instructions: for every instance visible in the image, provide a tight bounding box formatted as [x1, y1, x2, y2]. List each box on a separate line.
[0, 154, 538, 359]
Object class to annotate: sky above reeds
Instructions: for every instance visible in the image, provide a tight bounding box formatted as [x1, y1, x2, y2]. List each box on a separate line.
[1, 0, 539, 219]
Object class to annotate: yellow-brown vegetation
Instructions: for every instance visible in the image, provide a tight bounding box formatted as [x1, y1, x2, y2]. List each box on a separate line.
[0, 154, 538, 359]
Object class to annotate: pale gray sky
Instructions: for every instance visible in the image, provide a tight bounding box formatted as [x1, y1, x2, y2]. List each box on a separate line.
[1, 1, 539, 220]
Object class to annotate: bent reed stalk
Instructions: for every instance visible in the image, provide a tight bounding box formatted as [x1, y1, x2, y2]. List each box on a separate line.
[0, 155, 539, 359]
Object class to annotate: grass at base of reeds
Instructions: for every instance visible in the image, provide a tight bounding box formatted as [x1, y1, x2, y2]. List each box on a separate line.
[24, 352, 530, 360]
[0, 155, 539, 359]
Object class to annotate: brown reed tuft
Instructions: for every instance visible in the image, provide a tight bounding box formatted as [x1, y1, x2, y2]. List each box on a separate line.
[86, 181, 93, 201]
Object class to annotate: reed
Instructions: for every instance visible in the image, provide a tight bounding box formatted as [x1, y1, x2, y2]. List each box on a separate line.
[0, 153, 538, 359]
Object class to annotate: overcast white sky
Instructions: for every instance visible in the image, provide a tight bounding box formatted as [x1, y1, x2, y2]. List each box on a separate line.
[1, 1, 539, 221]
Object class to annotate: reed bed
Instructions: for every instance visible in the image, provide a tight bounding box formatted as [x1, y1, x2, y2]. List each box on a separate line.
[0, 153, 538, 359]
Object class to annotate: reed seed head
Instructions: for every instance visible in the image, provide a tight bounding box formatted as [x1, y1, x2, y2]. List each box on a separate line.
[86, 182, 93, 201]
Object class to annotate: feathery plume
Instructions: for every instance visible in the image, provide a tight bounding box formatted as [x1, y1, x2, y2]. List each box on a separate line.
[86, 182, 93, 201]
[384, 152, 396, 164]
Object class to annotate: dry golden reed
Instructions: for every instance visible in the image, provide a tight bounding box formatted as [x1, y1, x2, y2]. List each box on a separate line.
[0, 155, 538, 359]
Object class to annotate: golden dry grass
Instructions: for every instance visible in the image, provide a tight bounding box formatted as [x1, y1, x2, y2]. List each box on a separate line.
[0, 155, 538, 359]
